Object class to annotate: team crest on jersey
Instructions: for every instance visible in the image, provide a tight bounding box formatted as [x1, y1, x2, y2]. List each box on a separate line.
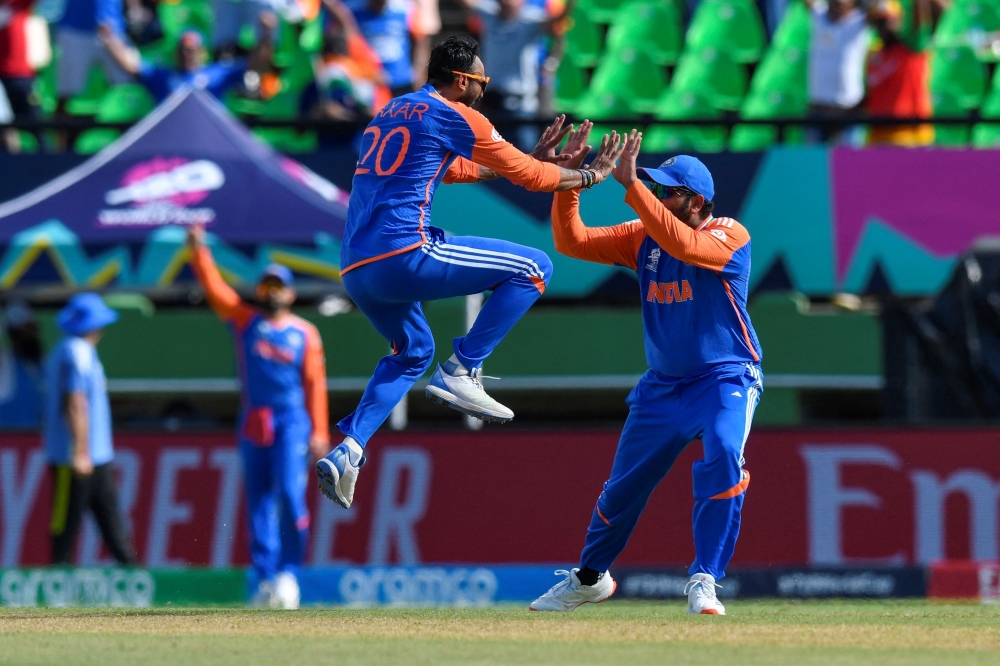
[645, 247, 660, 271]
[491, 128, 504, 142]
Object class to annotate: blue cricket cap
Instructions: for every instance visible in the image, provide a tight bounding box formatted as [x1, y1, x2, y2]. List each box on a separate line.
[637, 155, 715, 202]
[259, 264, 294, 287]
[57, 293, 119, 336]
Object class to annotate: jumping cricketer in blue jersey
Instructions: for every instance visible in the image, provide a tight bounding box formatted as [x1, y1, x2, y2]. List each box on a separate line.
[316, 36, 623, 510]
[530, 127, 763, 616]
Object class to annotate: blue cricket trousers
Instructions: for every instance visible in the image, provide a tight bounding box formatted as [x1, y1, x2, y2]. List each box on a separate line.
[580, 363, 763, 580]
[339, 229, 552, 446]
[240, 407, 311, 583]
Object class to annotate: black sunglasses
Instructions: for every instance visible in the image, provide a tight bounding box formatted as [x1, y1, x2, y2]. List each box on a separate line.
[647, 182, 696, 199]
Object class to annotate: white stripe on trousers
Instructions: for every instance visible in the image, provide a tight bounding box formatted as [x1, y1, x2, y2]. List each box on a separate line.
[421, 242, 544, 279]
[739, 364, 763, 466]
[426, 241, 546, 276]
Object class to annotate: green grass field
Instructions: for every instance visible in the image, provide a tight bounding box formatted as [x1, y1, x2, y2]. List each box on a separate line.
[1, 600, 998, 665]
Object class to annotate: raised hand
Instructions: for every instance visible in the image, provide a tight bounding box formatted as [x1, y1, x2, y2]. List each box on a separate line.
[612, 129, 643, 188]
[557, 120, 593, 170]
[187, 223, 206, 249]
[530, 114, 574, 163]
[586, 131, 627, 186]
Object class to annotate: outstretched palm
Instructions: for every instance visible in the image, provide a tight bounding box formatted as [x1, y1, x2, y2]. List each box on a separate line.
[557, 120, 594, 170]
[587, 131, 627, 185]
[612, 130, 643, 188]
[530, 115, 574, 163]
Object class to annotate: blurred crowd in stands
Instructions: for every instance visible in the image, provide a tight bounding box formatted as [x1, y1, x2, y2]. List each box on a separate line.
[0, 0, 993, 153]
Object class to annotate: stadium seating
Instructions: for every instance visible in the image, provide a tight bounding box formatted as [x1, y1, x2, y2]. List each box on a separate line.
[930, 45, 988, 111]
[730, 89, 807, 152]
[642, 91, 726, 153]
[931, 90, 972, 146]
[686, 0, 768, 64]
[933, 0, 1000, 61]
[21, 0, 1000, 153]
[74, 84, 156, 154]
[586, 48, 668, 114]
[667, 47, 747, 112]
[555, 61, 589, 113]
[771, 1, 811, 52]
[65, 67, 111, 117]
[749, 45, 808, 100]
[158, 0, 214, 42]
[578, 0, 631, 24]
[604, 0, 683, 66]
[971, 67, 1000, 147]
[565, 10, 603, 67]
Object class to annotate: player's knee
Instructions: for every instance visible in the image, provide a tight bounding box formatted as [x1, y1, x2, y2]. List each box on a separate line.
[400, 338, 435, 372]
[532, 249, 553, 285]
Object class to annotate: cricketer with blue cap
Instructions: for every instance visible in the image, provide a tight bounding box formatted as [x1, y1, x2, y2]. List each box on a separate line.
[44, 292, 136, 567]
[187, 225, 329, 609]
[530, 125, 763, 616]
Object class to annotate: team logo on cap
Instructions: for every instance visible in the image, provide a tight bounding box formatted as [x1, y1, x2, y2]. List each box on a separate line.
[663, 157, 677, 167]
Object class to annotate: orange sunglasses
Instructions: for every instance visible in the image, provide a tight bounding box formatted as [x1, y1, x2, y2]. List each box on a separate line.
[451, 70, 490, 90]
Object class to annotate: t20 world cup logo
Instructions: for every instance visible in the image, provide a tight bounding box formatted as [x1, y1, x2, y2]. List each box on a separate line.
[98, 157, 225, 227]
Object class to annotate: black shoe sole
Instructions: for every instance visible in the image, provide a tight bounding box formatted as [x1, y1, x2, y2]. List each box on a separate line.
[315, 461, 349, 509]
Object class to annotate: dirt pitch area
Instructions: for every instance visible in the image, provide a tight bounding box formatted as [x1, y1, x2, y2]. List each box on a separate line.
[1, 600, 999, 665]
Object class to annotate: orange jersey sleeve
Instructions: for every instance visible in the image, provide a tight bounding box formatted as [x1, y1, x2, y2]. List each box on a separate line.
[624, 182, 750, 272]
[448, 101, 561, 192]
[189, 245, 256, 330]
[442, 156, 481, 184]
[300, 321, 330, 444]
[551, 190, 645, 270]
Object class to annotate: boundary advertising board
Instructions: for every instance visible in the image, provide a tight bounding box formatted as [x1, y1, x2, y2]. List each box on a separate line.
[1, 429, 999, 568]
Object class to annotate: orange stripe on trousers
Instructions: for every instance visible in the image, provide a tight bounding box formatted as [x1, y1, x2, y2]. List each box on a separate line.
[709, 469, 750, 500]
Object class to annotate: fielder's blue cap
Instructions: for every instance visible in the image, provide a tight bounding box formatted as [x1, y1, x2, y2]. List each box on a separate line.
[259, 264, 294, 287]
[57, 293, 119, 336]
[637, 155, 715, 202]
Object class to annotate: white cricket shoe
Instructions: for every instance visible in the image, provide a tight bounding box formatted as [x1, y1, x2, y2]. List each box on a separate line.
[250, 580, 278, 609]
[274, 572, 300, 610]
[685, 573, 725, 615]
[316, 440, 365, 509]
[529, 568, 616, 612]
[425, 363, 514, 423]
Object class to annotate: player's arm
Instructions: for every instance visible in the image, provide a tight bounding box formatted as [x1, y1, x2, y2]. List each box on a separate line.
[97, 23, 141, 76]
[614, 132, 746, 271]
[300, 324, 331, 459]
[186, 225, 256, 328]
[65, 391, 92, 476]
[551, 190, 644, 269]
[624, 184, 746, 271]
[450, 104, 623, 192]
[442, 157, 499, 184]
[443, 116, 586, 184]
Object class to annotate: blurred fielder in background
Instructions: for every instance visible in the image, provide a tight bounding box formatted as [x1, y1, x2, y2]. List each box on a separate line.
[531, 127, 763, 616]
[188, 225, 330, 609]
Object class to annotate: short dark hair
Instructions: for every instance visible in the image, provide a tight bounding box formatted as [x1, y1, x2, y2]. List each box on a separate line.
[700, 200, 715, 219]
[427, 36, 480, 86]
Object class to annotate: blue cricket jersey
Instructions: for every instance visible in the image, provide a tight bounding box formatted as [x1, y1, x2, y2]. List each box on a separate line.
[341, 84, 562, 274]
[551, 184, 763, 377]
